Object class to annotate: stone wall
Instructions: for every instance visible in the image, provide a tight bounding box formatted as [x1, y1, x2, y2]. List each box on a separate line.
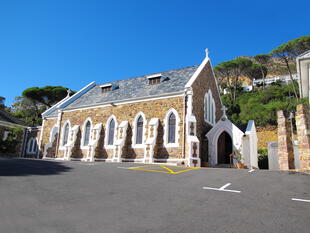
[277, 110, 295, 170]
[43, 97, 185, 161]
[191, 60, 222, 165]
[40, 117, 57, 156]
[295, 104, 310, 170]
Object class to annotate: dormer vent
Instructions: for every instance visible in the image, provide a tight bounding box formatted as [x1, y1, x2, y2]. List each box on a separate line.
[147, 73, 162, 85]
[100, 84, 112, 93]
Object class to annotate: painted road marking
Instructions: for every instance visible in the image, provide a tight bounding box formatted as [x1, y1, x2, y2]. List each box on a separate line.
[203, 183, 241, 193]
[292, 198, 310, 203]
[118, 165, 200, 174]
[248, 169, 255, 173]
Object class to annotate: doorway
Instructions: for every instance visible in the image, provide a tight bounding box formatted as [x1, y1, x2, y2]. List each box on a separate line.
[217, 131, 232, 164]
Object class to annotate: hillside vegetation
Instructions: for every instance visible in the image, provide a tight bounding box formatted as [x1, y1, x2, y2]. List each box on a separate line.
[221, 82, 307, 127]
[216, 35, 310, 127]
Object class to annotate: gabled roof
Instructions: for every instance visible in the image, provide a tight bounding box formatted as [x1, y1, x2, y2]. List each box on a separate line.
[44, 65, 199, 117]
[0, 109, 27, 127]
[297, 50, 310, 58]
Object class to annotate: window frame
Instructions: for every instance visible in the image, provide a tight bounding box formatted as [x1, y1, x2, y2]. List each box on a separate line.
[104, 115, 118, 149]
[204, 89, 216, 125]
[80, 118, 93, 149]
[59, 120, 71, 150]
[26, 137, 38, 154]
[164, 109, 180, 148]
[131, 112, 146, 148]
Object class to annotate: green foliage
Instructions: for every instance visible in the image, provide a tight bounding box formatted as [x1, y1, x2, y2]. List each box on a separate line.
[245, 63, 267, 81]
[221, 82, 307, 127]
[0, 127, 24, 153]
[258, 149, 268, 155]
[22, 86, 74, 107]
[0, 96, 5, 109]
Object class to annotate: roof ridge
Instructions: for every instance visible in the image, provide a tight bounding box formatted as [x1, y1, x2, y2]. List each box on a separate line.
[0, 109, 27, 126]
[97, 65, 199, 86]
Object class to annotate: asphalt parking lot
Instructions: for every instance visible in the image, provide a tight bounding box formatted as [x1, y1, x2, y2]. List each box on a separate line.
[0, 158, 309, 233]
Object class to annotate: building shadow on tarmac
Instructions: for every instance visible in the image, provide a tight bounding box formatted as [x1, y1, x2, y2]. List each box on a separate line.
[0, 158, 72, 176]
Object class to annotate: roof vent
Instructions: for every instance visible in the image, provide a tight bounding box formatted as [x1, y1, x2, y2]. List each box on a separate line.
[147, 73, 162, 85]
[100, 84, 112, 93]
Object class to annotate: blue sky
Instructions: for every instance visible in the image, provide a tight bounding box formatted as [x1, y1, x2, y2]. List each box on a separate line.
[0, 0, 309, 106]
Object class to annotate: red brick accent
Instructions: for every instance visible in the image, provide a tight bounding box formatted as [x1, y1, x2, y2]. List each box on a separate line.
[295, 104, 310, 170]
[277, 110, 295, 170]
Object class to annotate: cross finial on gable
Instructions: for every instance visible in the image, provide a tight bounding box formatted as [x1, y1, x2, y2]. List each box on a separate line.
[205, 48, 209, 58]
[221, 106, 228, 121]
[66, 89, 72, 97]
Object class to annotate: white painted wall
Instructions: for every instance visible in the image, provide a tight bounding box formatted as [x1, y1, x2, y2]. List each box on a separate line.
[242, 120, 258, 168]
[206, 118, 244, 166]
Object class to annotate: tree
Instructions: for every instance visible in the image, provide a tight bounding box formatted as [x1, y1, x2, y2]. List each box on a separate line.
[245, 63, 267, 88]
[0, 96, 5, 109]
[215, 57, 253, 104]
[11, 96, 46, 126]
[254, 54, 270, 89]
[22, 86, 73, 108]
[270, 36, 310, 98]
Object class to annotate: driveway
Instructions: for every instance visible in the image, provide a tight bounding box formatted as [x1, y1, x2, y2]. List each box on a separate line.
[0, 158, 309, 233]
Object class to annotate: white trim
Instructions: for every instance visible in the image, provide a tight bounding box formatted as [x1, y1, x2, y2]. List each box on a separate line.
[122, 158, 144, 162]
[147, 73, 161, 79]
[49, 125, 58, 143]
[104, 115, 118, 149]
[59, 120, 71, 150]
[42, 81, 96, 117]
[204, 89, 216, 125]
[99, 83, 112, 88]
[26, 137, 38, 154]
[185, 52, 210, 88]
[80, 118, 93, 149]
[63, 92, 185, 113]
[163, 108, 180, 147]
[131, 112, 147, 148]
[95, 158, 113, 162]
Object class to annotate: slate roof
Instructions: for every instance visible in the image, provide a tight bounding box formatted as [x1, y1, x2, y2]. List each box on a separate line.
[45, 65, 198, 117]
[0, 109, 27, 126]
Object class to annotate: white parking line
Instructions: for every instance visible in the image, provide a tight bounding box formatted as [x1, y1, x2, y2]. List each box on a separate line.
[292, 198, 310, 203]
[203, 183, 241, 193]
[248, 169, 255, 173]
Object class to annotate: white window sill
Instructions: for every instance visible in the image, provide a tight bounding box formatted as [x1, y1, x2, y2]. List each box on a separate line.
[164, 143, 179, 148]
[104, 145, 115, 149]
[131, 144, 145, 149]
[80, 145, 90, 150]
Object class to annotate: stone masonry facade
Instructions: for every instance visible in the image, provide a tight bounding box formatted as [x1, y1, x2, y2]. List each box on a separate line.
[191, 61, 222, 165]
[295, 104, 310, 170]
[277, 104, 310, 171]
[39, 53, 222, 166]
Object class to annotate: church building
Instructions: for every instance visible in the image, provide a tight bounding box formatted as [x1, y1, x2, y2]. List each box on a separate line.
[38, 50, 257, 167]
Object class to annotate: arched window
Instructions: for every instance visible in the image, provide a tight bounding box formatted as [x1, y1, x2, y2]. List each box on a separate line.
[27, 137, 38, 154]
[83, 120, 91, 146]
[108, 119, 115, 145]
[63, 123, 69, 146]
[136, 116, 144, 144]
[168, 113, 176, 143]
[204, 90, 216, 125]
[164, 109, 180, 147]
